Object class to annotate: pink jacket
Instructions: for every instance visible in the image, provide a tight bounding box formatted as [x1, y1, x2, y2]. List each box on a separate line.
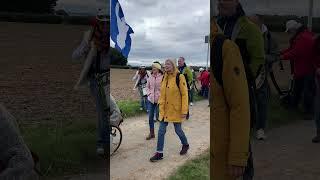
[146, 73, 163, 104]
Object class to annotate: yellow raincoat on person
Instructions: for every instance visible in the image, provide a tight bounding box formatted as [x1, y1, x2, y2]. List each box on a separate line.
[210, 19, 251, 180]
[159, 59, 189, 123]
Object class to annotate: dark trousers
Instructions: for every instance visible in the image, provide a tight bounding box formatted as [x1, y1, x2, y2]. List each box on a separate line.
[256, 80, 269, 130]
[243, 143, 254, 180]
[201, 86, 209, 98]
[314, 73, 320, 133]
[291, 74, 315, 114]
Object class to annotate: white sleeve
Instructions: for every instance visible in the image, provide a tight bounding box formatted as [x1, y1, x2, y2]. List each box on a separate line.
[71, 30, 92, 61]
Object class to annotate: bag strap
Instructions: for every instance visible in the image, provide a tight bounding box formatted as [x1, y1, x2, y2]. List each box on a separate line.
[176, 73, 181, 89]
[211, 34, 226, 87]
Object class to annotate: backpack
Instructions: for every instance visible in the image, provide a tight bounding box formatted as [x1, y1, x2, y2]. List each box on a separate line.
[211, 34, 257, 129]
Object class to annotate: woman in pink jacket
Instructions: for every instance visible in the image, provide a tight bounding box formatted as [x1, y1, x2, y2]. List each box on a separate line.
[145, 62, 163, 140]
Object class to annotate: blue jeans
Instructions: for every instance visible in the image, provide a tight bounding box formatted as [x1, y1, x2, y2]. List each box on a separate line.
[138, 87, 148, 111]
[156, 121, 189, 153]
[148, 101, 159, 129]
[201, 86, 209, 98]
[89, 79, 107, 149]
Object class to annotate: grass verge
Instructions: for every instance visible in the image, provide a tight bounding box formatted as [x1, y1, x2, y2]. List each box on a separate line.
[168, 151, 210, 180]
[21, 94, 209, 177]
[169, 94, 305, 179]
[21, 120, 103, 177]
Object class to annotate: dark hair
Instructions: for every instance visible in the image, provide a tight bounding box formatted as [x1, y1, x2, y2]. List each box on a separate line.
[236, 3, 246, 16]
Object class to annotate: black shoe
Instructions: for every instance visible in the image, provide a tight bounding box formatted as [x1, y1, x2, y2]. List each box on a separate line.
[150, 152, 163, 162]
[180, 145, 189, 155]
[312, 135, 320, 143]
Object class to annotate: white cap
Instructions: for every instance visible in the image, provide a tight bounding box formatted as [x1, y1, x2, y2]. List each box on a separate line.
[96, 8, 108, 22]
[199, 68, 204, 72]
[285, 20, 302, 32]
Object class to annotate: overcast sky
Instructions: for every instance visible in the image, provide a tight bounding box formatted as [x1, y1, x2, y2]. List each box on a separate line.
[56, 0, 319, 66]
[111, 0, 210, 66]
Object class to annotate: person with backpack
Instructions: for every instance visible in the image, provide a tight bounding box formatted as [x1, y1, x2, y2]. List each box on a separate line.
[0, 104, 39, 180]
[71, 8, 109, 156]
[210, 18, 252, 180]
[149, 59, 189, 162]
[178, 57, 193, 106]
[280, 20, 316, 120]
[217, 0, 265, 133]
[249, 14, 280, 140]
[132, 65, 151, 112]
[145, 62, 163, 140]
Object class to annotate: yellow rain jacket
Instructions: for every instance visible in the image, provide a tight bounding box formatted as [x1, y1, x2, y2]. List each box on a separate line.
[159, 67, 189, 123]
[210, 20, 251, 180]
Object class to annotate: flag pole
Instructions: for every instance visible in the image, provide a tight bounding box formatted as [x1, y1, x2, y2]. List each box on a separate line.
[206, 37, 209, 71]
[205, 35, 209, 70]
[308, 0, 314, 31]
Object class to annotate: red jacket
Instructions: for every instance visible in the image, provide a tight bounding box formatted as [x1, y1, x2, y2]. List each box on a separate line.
[281, 29, 315, 78]
[198, 70, 210, 87]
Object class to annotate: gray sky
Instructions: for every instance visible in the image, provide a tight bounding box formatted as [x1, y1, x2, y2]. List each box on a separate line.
[111, 0, 210, 66]
[56, 0, 318, 66]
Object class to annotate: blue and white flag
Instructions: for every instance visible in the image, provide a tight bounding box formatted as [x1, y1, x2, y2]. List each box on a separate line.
[110, 0, 134, 58]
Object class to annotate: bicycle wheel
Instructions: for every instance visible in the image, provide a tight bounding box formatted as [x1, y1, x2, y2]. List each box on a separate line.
[110, 125, 122, 155]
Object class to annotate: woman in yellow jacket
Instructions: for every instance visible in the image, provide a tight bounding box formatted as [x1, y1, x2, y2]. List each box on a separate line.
[210, 18, 251, 179]
[150, 58, 189, 162]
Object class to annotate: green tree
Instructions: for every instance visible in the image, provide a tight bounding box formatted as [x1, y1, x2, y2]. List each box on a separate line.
[1, 0, 58, 14]
[110, 47, 128, 66]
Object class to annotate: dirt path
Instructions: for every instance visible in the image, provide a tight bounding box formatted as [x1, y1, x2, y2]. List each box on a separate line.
[110, 100, 210, 180]
[253, 120, 320, 180]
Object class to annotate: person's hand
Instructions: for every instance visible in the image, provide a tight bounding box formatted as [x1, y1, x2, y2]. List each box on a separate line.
[228, 165, 245, 178]
[133, 88, 136, 91]
[181, 114, 187, 119]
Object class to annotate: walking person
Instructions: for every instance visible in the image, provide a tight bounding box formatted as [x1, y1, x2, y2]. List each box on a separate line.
[280, 20, 316, 119]
[145, 62, 163, 140]
[71, 8, 109, 155]
[132, 65, 151, 112]
[210, 18, 252, 180]
[198, 68, 210, 98]
[150, 59, 189, 162]
[249, 14, 280, 140]
[216, 0, 265, 130]
[178, 57, 193, 121]
[189, 67, 196, 106]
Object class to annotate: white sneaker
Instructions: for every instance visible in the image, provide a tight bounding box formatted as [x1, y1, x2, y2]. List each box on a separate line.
[190, 102, 193, 106]
[96, 147, 105, 156]
[256, 129, 267, 140]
